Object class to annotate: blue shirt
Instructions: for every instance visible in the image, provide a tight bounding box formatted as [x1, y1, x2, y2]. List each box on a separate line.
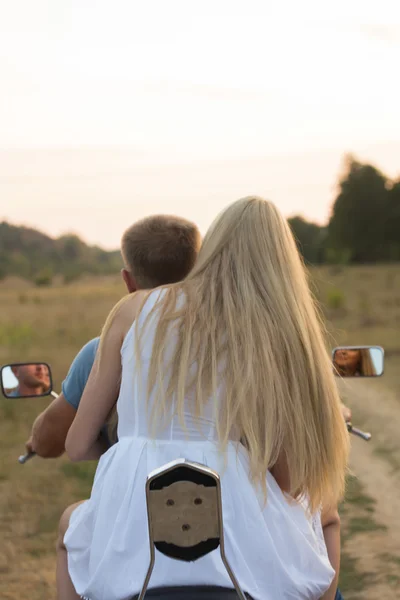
[62, 337, 112, 446]
[62, 338, 100, 409]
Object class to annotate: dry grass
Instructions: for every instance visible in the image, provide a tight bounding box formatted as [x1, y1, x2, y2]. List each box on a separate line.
[0, 265, 399, 599]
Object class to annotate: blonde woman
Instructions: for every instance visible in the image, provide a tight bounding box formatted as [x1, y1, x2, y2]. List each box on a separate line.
[58, 197, 349, 600]
[333, 348, 377, 377]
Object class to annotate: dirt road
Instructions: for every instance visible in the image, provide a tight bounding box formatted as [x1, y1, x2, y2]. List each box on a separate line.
[340, 370, 400, 599]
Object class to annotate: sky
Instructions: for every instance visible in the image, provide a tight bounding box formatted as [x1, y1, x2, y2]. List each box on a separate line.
[1, 0, 400, 248]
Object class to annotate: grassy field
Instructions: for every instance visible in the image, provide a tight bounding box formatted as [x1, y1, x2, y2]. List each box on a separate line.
[0, 265, 399, 599]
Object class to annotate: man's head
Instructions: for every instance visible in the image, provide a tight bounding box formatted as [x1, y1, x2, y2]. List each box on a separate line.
[11, 363, 50, 395]
[120, 215, 201, 292]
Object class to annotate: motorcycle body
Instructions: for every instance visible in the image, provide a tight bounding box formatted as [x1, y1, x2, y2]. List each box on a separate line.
[0, 345, 384, 599]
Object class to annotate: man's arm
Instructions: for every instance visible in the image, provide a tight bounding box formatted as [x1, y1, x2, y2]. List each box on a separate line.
[27, 394, 109, 459]
[25, 337, 101, 459]
[66, 293, 143, 461]
[28, 393, 76, 457]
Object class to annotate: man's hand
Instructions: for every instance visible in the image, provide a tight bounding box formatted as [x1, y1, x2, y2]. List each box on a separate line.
[25, 436, 34, 454]
[341, 403, 352, 423]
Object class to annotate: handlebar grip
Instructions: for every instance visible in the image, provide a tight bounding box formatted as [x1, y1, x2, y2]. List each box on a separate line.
[346, 422, 372, 441]
[350, 427, 372, 441]
[18, 451, 36, 464]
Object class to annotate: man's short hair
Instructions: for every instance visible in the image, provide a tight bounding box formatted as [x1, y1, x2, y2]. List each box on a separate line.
[121, 215, 201, 288]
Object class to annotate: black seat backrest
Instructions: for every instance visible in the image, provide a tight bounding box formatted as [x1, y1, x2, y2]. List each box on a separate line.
[148, 462, 220, 561]
[136, 459, 248, 600]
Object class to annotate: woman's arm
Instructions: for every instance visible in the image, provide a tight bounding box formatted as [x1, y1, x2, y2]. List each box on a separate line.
[65, 292, 145, 461]
[320, 505, 341, 600]
[271, 454, 341, 600]
[77, 430, 112, 460]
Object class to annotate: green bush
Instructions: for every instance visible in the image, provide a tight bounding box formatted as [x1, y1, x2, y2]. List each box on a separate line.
[327, 288, 346, 311]
[0, 322, 34, 347]
[34, 268, 53, 287]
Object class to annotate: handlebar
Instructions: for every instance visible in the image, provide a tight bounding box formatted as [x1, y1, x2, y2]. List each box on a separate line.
[18, 451, 37, 464]
[17, 422, 372, 465]
[346, 422, 372, 441]
[17, 388, 60, 465]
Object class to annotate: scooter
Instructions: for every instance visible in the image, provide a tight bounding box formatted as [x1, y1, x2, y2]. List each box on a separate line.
[0, 345, 384, 599]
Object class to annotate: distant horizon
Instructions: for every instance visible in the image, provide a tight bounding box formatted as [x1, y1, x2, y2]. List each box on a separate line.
[1, 142, 399, 250]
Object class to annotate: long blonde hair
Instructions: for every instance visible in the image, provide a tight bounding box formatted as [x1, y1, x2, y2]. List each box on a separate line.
[360, 349, 377, 376]
[135, 197, 349, 512]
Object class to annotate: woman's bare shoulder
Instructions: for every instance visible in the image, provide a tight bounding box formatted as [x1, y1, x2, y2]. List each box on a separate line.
[113, 287, 170, 336]
[107, 291, 148, 337]
[118, 290, 149, 319]
[119, 288, 169, 325]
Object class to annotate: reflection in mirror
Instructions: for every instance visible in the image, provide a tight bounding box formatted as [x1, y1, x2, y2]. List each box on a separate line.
[1, 363, 53, 398]
[332, 346, 384, 377]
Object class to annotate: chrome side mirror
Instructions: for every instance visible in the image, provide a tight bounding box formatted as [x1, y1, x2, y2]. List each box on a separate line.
[1, 362, 53, 398]
[332, 346, 384, 378]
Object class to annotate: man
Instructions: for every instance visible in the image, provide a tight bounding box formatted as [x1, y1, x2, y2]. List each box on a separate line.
[26, 215, 201, 457]
[8, 363, 51, 397]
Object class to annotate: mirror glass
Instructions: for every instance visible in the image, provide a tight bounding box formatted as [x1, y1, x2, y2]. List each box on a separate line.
[1, 363, 53, 398]
[332, 346, 384, 377]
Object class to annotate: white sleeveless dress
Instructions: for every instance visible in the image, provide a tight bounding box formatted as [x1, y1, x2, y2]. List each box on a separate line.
[64, 289, 335, 600]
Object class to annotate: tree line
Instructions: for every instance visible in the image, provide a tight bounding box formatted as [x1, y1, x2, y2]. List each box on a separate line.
[0, 222, 122, 285]
[1, 154, 399, 285]
[288, 155, 400, 265]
